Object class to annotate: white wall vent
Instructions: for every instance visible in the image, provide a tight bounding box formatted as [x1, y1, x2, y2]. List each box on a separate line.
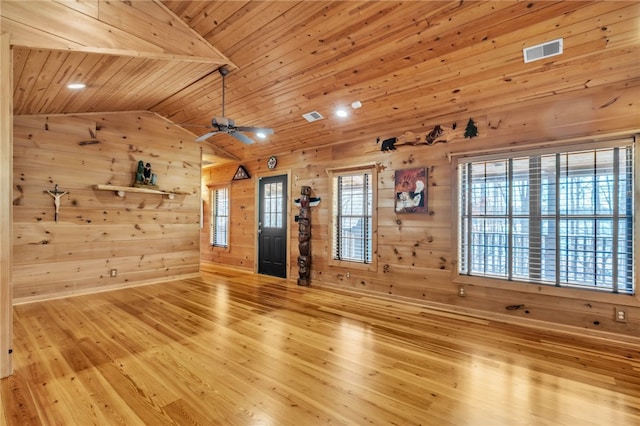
[523, 38, 563, 63]
[302, 111, 324, 122]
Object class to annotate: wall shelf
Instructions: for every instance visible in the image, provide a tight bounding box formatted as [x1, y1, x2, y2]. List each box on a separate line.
[93, 184, 190, 199]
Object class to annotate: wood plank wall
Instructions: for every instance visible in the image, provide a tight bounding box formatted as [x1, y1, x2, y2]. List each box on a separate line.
[12, 112, 201, 303]
[202, 80, 640, 338]
[1, 34, 13, 378]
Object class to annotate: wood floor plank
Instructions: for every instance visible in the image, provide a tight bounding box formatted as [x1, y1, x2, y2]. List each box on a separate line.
[2, 266, 639, 425]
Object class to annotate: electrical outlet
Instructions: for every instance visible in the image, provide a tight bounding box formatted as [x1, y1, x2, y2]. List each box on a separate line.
[110, 268, 117, 277]
[458, 286, 466, 297]
[614, 307, 627, 323]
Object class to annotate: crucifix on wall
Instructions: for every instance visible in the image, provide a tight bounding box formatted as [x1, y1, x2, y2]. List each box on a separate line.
[44, 184, 69, 222]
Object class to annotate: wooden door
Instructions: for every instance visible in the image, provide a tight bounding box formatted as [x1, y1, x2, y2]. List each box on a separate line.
[258, 175, 288, 278]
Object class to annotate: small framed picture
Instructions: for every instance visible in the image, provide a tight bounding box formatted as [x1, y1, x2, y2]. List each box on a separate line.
[395, 167, 427, 214]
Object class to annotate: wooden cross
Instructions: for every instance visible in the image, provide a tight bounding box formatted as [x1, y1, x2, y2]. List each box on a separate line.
[45, 184, 69, 222]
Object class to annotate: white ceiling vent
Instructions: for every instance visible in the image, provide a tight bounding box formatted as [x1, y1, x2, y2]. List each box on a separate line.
[302, 111, 324, 122]
[523, 38, 563, 63]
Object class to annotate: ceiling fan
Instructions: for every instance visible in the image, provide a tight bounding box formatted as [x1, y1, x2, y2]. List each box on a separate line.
[194, 66, 274, 144]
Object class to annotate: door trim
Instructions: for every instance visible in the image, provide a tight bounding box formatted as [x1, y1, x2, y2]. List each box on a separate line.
[255, 169, 291, 278]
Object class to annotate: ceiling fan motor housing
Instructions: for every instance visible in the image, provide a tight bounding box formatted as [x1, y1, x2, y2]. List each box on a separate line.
[213, 117, 233, 128]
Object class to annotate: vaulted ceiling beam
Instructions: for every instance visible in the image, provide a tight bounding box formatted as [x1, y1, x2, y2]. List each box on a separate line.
[0, 0, 235, 66]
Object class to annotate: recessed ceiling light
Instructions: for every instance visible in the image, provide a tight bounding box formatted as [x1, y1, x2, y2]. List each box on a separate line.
[335, 108, 348, 118]
[351, 101, 362, 109]
[67, 83, 86, 89]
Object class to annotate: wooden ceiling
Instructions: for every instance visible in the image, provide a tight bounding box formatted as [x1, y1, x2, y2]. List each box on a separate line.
[3, 1, 640, 164]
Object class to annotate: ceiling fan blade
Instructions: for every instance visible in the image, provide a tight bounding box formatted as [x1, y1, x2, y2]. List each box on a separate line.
[229, 131, 255, 144]
[195, 131, 220, 142]
[235, 126, 274, 135]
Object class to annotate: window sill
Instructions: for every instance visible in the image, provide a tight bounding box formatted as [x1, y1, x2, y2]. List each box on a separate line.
[329, 259, 376, 272]
[454, 273, 639, 306]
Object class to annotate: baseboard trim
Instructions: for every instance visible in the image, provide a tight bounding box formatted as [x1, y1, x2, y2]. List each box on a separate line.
[13, 272, 201, 305]
[308, 279, 640, 349]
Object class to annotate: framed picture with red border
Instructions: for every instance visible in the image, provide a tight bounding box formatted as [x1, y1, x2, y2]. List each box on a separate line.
[394, 167, 427, 214]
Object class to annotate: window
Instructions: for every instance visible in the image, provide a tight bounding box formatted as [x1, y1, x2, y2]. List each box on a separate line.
[262, 180, 284, 229]
[458, 138, 635, 294]
[210, 187, 229, 247]
[329, 166, 377, 269]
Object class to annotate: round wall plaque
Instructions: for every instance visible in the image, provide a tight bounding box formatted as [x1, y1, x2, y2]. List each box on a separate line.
[267, 156, 277, 169]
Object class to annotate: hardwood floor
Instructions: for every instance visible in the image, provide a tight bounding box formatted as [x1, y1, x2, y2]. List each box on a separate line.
[2, 266, 639, 425]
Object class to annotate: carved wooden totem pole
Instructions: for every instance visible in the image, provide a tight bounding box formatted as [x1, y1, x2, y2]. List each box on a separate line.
[297, 186, 311, 286]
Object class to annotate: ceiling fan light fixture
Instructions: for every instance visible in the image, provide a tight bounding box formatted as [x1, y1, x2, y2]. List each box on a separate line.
[256, 132, 267, 139]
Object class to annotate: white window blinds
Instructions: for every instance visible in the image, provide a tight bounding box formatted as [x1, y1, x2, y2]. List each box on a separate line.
[211, 187, 229, 247]
[459, 139, 635, 294]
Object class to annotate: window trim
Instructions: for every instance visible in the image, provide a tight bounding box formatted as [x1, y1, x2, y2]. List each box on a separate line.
[210, 185, 230, 248]
[327, 164, 378, 272]
[451, 135, 637, 300]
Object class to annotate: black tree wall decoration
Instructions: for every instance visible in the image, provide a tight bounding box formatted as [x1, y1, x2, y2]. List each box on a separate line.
[464, 118, 479, 139]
